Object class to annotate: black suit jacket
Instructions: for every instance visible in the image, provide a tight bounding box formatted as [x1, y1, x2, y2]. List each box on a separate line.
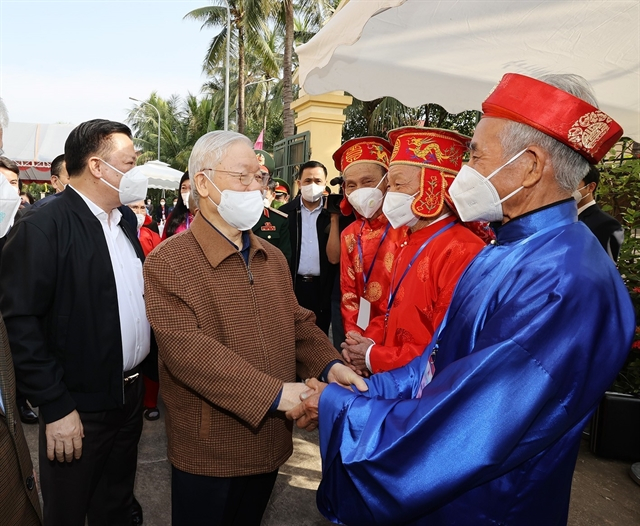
[0, 188, 149, 424]
[279, 196, 337, 304]
[578, 202, 623, 262]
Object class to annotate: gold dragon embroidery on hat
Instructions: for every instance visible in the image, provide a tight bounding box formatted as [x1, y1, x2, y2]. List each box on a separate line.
[567, 111, 612, 151]
[409, 138, 451, 165]
[367, 143, 390, 165]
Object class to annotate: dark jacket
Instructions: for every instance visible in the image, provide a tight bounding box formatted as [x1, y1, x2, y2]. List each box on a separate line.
[251, 207, 292, 264]
[0, 188, 149, 423]
[579, 202, 624, 262]
[279, 195, 337, 302]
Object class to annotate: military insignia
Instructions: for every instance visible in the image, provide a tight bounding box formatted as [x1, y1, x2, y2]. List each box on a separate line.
[261, 222, 276, 231]
[568, 111, 612, 150]
[345, 144, 364, 163]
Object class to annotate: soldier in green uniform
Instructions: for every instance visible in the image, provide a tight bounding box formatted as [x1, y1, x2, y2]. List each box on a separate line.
[252, 173, 292, 264]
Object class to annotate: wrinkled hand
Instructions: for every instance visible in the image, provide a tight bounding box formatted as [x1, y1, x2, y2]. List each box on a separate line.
[277, 382, 314, 412]
[46, 410, 84, 462]
[287, 392, 321, 431]
[340, 331, 374, 376]
[327, 362, 369, 393]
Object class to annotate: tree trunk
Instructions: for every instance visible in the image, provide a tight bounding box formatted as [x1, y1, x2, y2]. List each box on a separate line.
[237, 23, 246, 134]
[282, 0, 295, 137]
[363, 98, 383, 134]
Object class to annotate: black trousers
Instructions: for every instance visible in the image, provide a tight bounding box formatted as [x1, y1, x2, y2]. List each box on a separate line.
[172, 465, 279, 526]
[295, 277, 331, 334]
[39, 378, 144, 526]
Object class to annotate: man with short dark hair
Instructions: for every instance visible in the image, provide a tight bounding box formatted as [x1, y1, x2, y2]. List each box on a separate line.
[0, 118, 151, 525]
[575, 164, 623, 261]
[50, 153, 69, 193]
[280, 161, 337, 333]
[0, 156, 21, 192]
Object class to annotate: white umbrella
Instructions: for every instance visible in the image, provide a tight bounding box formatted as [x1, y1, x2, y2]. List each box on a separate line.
[297, 0, 640, 140]
[138, 160, 184, 190]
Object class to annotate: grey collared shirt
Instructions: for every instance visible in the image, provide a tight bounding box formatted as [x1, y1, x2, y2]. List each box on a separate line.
[297, 199, 323, 276]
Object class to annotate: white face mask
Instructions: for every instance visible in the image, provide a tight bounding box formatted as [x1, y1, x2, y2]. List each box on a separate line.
[300, 183, 324, 203]
[572, 184, 588, 203]
[203, 173, 264, 231]
[181, 192, 190, 210]
[98, 160, 149, 206]
[0, 175, 21, 237]
[382, 190, 419, 229]
[449, 149, 527, 223]
[347, 174, 387, 219]
[135, 213, 146, 229]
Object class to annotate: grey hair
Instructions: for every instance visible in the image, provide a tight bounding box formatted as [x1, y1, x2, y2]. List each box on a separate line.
[188, 131, 253, 206]
[498, 73, 597, 192]
[0, 98, 9, 129]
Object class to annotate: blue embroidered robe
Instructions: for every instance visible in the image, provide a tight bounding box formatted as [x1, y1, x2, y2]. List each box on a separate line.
[316, 200, 635, 525]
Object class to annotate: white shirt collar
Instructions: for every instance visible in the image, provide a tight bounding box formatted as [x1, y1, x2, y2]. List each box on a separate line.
[578, 199, 596, 215]
[68, 185, 122, 226]
[301, 196, 324, 213]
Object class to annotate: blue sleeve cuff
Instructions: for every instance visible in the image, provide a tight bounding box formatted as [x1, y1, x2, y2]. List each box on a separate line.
[320, 360, 344, 383]
[270, 388, 283, 412]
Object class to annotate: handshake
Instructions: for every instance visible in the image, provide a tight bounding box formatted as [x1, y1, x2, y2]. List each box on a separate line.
[277, 363, 369, 431]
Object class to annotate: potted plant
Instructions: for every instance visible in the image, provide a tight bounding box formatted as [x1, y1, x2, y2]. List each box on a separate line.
[588, 142, 640, 461]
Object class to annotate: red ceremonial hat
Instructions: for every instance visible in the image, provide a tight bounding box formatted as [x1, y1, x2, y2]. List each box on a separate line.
[482, 73, 623, 164]
[275, 184, 288, 194]
[333, 136, 393, 173]
[388, 126, 470, 219]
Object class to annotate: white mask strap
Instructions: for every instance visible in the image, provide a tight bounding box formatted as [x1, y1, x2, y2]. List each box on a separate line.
[487, 149, 528, 181]
[498, 185, 524, 204]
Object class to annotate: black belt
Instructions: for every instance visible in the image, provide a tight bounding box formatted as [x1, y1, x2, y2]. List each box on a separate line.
[124, 366, 141, 386]
[297, 274, 320, 283]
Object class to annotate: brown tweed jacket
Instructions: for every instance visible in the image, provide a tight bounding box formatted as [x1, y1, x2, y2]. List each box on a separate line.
[144, 213, 341, 477]
[0, 317, 42, 525]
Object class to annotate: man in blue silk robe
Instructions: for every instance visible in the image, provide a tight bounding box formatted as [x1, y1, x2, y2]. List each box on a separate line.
[287, 73, 635, 525]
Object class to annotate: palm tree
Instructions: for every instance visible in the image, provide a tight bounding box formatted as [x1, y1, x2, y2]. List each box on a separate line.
[185, 1, 276, 134]
[126, 93, 219, 171]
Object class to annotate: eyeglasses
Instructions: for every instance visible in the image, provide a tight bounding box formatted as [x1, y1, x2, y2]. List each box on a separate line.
[202, 168, 269, 187]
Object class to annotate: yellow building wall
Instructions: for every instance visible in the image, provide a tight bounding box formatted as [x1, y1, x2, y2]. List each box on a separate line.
[291, 91, 352, 192]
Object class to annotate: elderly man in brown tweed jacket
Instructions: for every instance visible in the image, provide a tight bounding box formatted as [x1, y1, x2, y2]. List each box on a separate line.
[144, 130, 366, 526]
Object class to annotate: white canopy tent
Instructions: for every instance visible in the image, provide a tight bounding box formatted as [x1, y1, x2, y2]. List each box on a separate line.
[3, 122, 75, 182]
[297, 0, 640, 140]
[3, 123, 184, 188]
[137, 160, 184, 190]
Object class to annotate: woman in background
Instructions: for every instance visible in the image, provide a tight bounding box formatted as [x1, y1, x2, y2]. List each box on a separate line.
[162, 172, 194, 240]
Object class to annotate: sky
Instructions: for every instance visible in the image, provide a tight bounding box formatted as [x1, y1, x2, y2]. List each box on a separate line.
[0, 0, 217, 125]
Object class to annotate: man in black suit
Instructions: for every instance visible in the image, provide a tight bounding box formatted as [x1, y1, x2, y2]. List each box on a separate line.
[575, 165, 624, 262]
[280, 161, 337, 334]
[0, 119, 151, 525]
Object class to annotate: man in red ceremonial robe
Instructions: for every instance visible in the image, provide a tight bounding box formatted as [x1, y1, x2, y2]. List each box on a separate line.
[342, 127, 486, 375]
[333, 137, 408, 345]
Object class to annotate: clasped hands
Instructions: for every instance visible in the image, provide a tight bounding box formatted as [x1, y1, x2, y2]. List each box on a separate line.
[278, 363, 368, 431]
[340, 331, 374, 377]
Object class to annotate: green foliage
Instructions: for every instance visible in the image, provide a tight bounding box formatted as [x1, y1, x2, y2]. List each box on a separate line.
[342, 98, 480, 141]
[126, 93, 219, 172]
[597, 143, 640, 395]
